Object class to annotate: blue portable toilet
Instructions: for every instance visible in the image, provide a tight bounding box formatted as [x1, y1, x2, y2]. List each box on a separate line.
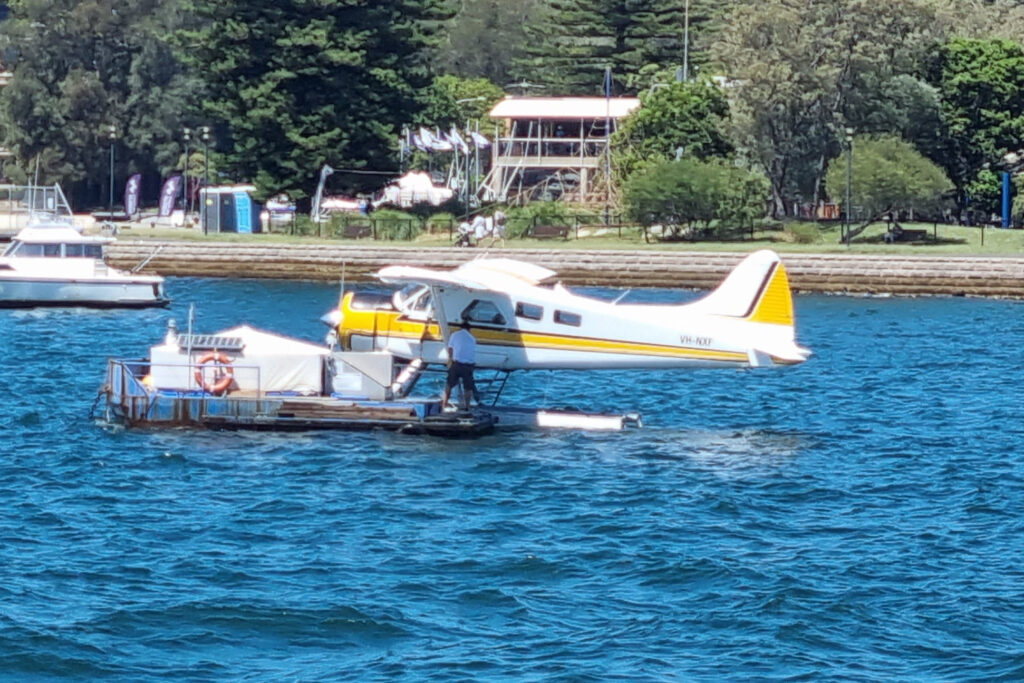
[199, 185, 263, 234]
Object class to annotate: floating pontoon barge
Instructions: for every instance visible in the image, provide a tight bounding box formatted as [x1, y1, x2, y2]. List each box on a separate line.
[96, 323, 640, 437]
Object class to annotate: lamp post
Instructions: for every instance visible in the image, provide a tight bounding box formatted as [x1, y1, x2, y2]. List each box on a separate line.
[200, 126, 210, 234]
[107, 124, 117, 213]
[844, 127, 853, 246]
[183, 127, 191, 216]
[682, 0, 690, 82]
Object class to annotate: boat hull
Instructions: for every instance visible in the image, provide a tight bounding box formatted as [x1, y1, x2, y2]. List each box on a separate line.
[0, 277, 168, 308]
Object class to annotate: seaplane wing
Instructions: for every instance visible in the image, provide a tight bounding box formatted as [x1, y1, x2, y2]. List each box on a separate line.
[377, 265, 487, 291]
[327, 251, 810, 371]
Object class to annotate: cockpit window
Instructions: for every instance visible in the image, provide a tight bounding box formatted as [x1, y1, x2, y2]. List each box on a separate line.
[410, 289, 431, 312]
[461, 299, 506, 326]
[394, 284, 429, 312]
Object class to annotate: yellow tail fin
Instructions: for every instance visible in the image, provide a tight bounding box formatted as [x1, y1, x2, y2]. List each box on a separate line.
[745, 261, 794, 326]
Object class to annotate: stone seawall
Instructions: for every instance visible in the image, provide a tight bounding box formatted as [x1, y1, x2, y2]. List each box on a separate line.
[106, 241, 1024, 297]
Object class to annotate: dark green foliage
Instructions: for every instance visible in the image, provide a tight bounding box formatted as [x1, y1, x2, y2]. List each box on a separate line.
[418, 75, 505, 129]
[0, 0, 199, 206]
[435, 0, 540, 85]
[183, 0, 453, 203]
[624, 158, 769, 231]
[517, 0, 712, 95]
[612, 79, 732, 182]
[926, 37, 1024, 215]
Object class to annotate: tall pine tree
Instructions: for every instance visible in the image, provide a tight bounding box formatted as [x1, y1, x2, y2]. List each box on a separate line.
[516, 0, 715, 95]
[184, 0, 452, 203]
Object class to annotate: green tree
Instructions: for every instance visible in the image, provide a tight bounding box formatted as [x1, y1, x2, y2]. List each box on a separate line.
[418, 75, 504, 130]
[0, 0, 198, 207]
[824, 135, 952, 234]
[925, 37, 1024, 216]
[183, 0, 452, 205]
[611, 78, 732, 182]
[517, 0, 714, 95]
[712, 0, 953, 217]
[624, 157, 769, 236]
[435, 0, 540, 85]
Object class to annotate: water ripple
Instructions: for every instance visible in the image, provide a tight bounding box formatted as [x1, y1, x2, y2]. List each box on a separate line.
[1, 281, 1023, 679]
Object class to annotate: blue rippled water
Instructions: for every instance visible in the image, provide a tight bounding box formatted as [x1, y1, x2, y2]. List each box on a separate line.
[3, 276, 1024, 681]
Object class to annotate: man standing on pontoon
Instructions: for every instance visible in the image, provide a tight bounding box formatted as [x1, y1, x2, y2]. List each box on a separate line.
[441, 321, 479, 411]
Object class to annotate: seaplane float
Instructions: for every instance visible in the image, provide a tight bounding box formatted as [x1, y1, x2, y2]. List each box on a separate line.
[97, 250, 809, 436]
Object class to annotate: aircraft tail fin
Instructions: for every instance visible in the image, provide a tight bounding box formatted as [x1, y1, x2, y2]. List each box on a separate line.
[688, 250, 794, 325]
[687, 250, 809, 364]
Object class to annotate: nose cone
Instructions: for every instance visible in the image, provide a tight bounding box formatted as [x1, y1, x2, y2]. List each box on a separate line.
[320, 309, 343, 329]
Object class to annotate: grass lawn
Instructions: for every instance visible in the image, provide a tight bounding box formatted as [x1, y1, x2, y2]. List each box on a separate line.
[108, 219, 1024, 256]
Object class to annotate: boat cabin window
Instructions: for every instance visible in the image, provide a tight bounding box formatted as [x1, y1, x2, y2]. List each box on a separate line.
[461, 299, 506, 326]
[16, 243, 44, 256]
[554, 310, 582, 327]
[4, 241, 102, 258]
[515, 302, 543, 321]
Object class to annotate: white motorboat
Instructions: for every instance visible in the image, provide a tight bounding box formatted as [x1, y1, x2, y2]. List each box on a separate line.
[0, 223, 168, 308]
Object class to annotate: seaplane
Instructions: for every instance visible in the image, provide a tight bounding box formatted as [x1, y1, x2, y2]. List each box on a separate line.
[322, 249, 810, 382]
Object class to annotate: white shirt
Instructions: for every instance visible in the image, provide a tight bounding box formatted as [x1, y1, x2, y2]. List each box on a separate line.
[471, 216, 488, 239]
[448, 328, 476, 364]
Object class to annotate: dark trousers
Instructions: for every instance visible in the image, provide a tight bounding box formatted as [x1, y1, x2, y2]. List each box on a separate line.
[445, 361, 477, 404]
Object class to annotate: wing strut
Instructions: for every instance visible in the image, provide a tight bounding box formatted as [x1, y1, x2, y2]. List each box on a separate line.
[430, 286, 453, 350]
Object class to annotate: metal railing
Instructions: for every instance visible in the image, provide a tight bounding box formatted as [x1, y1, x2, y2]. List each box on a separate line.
[105, 358, 265, 423]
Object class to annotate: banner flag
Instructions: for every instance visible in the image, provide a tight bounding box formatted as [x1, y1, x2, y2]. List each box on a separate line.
[431, 132, 453, 152]
[124, 173, 142, 217]
[418, 127, 436, 150]
[311, 164, 335, 219]
[449, 127, 470, 154]
[470, 131, 491, 149]
[158, 175, 181, 217]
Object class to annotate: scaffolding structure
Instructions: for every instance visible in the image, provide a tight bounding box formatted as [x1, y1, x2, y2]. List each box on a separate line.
[483, 96, 640, 206]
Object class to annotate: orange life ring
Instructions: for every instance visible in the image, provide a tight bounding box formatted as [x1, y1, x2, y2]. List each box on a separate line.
[194, 351, 234, 395]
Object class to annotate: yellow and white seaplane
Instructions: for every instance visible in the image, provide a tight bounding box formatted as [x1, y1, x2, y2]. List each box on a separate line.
[323, 250, 810, 375]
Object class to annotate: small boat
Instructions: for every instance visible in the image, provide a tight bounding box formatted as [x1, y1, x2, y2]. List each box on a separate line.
[0, 221, 168, 308]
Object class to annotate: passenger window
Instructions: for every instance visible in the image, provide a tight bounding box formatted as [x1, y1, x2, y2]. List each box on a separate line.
[20, 244, 44, 256]
[461, 299, 506, 326]
[65, 244, 85, 257]
[84, 245, 103, 259]
[554, 310, 581, 327]
[515, 302, 543, 320]
[43, 244, 61, 257]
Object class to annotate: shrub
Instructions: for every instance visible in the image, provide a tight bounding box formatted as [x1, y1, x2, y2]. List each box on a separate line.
[366, 208, 421, 240]
[784, 222, 822, 244]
